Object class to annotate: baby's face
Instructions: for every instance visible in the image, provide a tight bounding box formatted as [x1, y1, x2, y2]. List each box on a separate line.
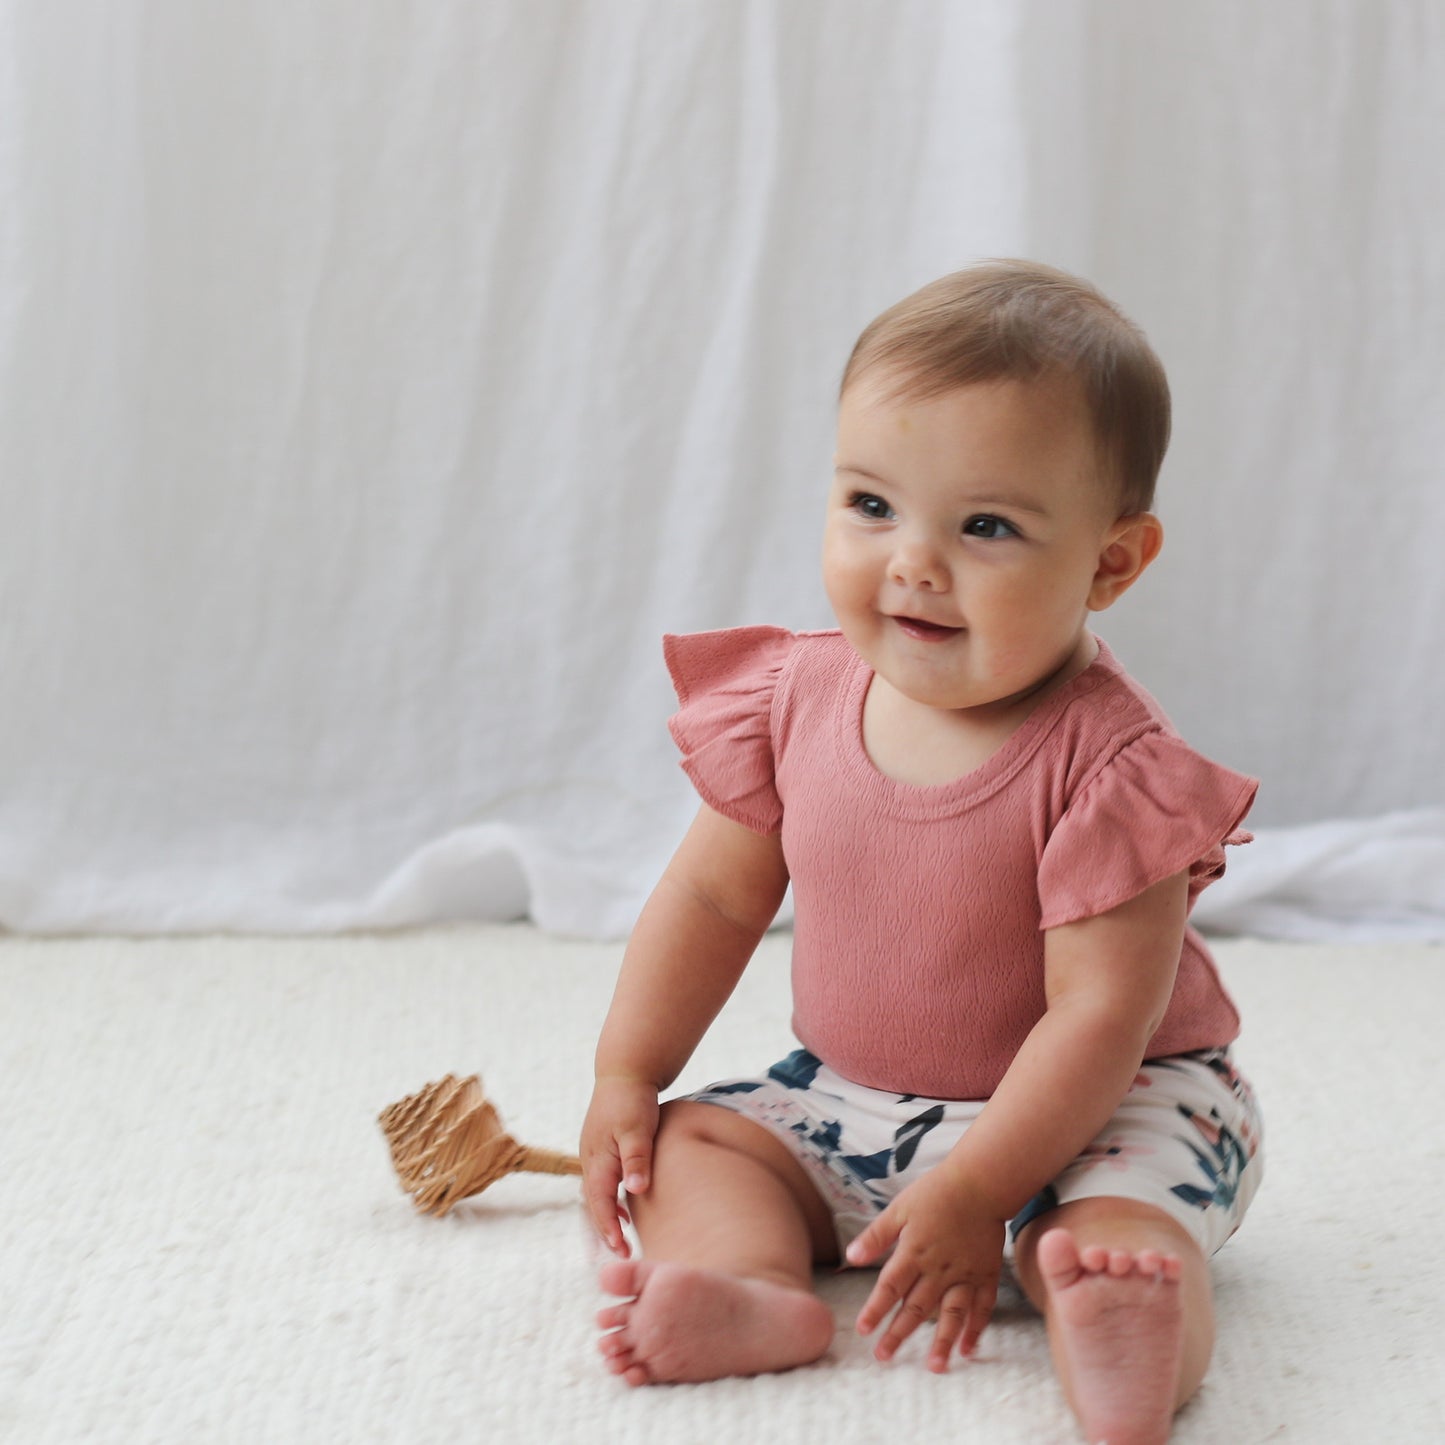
[823, 370, 1125, 717]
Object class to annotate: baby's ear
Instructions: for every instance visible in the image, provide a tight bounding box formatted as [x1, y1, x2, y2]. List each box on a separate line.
[1087, 513, 1163, 611]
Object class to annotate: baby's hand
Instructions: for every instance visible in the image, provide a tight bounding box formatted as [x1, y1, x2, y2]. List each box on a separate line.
[579, 1076, 660, 1257]
[846, 1169, 1005, 1370]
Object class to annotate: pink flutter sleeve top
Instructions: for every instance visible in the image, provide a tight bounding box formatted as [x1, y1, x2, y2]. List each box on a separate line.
[665, 627, 1257, 1101]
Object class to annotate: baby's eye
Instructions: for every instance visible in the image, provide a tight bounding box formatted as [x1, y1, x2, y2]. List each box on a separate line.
[962, 514, 1018, 540]
[849, 492, 894, 521]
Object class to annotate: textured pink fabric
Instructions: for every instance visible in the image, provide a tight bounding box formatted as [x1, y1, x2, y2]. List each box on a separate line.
[666, 627, 1257, 1100]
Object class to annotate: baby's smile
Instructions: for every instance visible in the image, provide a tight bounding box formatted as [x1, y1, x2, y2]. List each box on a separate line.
[890, 614, 963, 642]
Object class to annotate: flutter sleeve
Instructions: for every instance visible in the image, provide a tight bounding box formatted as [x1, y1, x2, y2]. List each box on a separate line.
[1037, 730, 1258, 929]
[663, 626, 795, 834]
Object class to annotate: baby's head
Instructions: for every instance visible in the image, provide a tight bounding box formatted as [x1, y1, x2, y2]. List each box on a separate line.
[840, 260, 1170, 520]
[826, 262, 1171, 716]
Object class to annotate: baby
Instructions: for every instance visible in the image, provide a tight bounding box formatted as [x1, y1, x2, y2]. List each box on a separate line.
[581, 260, 1262, 1445]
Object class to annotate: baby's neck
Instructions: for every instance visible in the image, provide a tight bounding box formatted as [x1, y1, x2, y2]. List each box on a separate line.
[862, 635, 1098, 788]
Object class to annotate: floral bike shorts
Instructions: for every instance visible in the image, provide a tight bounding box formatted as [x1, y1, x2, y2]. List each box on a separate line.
[679, 1047, 1263, 1260]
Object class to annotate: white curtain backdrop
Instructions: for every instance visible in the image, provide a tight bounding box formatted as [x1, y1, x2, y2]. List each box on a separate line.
[2, 0, 1442, 938]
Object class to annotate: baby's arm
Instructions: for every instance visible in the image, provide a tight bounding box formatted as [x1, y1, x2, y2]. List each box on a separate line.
[848, 868, 1191, 1367]
[580, 803, 789, 1255]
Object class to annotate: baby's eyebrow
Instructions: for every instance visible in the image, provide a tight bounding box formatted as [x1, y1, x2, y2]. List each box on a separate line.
[960, 493, 1052, 517]
[833, 463, 891, 486]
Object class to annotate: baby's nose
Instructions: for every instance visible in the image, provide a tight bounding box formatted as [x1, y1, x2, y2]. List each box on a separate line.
[889, 538, 949, 591]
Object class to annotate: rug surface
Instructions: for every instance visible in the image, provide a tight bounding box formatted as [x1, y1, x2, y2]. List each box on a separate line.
[2, 927, 1440, 1443]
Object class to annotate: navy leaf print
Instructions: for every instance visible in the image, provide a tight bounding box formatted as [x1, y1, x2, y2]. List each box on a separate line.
[1170, 1182, 1218, 1209]
[768, 1050, 823, 1090]
[839, 1146, 895, 1182]
[893, 1105, 945, 1173]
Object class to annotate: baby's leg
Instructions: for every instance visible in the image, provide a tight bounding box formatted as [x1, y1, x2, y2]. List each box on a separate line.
[1013, 1198, 1212, 1445]
[596, 1100, 837, 1385]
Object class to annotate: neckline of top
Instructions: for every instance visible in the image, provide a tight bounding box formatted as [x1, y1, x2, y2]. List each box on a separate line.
[831, 636, 1120, 818]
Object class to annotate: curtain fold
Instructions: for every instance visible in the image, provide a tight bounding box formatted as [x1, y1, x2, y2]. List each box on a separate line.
[2, 1, 1440, 939]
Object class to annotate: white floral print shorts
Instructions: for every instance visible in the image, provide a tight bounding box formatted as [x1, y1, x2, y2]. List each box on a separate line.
[680, 1047, 1263, 1260]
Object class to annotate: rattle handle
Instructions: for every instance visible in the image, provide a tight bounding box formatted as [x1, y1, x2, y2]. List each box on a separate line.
[518, 1145, 582, 1177]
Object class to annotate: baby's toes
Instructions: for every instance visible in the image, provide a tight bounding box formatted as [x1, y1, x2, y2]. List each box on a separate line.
[598, 1258, 643, 1299]
[596, 1302, 631, 1331]
[600, 1347, 633, 1375]
[1134, 1248, 1164, 1277]
[597, 1334, 650, 1386]
[597, 1327, 633, 1362]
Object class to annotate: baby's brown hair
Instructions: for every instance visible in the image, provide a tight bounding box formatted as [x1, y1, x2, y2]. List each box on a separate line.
[840, 260, 1171, 517]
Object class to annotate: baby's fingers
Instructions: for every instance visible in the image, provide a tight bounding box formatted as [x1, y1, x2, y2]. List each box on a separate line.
[845, 1211, 899, 1271]
[959, 1275, 997, 1356]
[854, 1253, 913, 1337]
[927, 1278, 998, 1369]
[855, 1245, 929, 1356]
[873, 1278, 939, 1363]
[582, 1158, 629, 1256]
[616, 1127, 653, 1197]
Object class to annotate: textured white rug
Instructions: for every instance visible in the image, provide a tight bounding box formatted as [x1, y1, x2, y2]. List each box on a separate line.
[2, 927, 1441, 1444]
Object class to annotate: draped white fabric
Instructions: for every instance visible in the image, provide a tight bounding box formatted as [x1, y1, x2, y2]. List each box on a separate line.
[2, 1, 1442, 938]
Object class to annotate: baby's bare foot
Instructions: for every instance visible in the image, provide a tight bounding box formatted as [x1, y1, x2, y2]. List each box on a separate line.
[1037, 1227, 1184, 1445]
[595, 1259, 834, 1385]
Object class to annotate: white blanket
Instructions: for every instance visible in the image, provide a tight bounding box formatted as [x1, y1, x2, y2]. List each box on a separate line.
[2, 926, 1440, 1442]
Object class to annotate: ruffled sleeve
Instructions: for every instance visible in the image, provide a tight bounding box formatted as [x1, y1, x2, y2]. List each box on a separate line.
[1037, 730, 1257, 929]
[663, 627, 795, 834]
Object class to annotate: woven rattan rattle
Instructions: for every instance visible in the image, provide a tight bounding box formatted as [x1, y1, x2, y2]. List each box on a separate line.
[378, 1073, 581, 1216]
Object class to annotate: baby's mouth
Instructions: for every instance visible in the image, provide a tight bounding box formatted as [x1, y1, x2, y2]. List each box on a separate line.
[892, 615, 962, 642]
